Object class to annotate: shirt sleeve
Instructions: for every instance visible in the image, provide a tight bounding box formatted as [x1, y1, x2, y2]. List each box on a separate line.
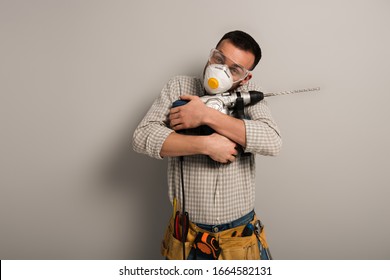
[242, 87, 282, 156]
[132, 77, 180, 159]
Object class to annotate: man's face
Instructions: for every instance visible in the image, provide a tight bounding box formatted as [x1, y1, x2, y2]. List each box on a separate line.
[217, 39, 255, 72]
[204, 39, 255, 91]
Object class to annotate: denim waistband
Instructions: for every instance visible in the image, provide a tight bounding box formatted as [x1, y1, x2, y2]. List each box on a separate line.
[195, 210, 255, 233]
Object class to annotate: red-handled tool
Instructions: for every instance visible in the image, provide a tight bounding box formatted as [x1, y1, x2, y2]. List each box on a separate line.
[174, 211, 189, 242]
[174, 211, 181, 240]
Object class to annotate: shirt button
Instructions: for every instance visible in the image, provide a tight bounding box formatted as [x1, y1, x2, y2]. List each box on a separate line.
[213, 227, 219, 233]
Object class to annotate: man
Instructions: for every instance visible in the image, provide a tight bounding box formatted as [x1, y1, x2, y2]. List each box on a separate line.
[133, 30, 281, 259]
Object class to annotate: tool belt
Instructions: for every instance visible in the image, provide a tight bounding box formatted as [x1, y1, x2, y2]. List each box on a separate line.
[161, 213, 270, 260]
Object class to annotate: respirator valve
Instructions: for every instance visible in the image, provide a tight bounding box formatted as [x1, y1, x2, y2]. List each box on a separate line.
[208, 78, 219, 89]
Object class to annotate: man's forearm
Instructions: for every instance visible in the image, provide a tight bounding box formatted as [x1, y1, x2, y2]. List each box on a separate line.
[160, 132, 207, 158]
[160, 130, 239, 163]
[203, 108, 246, 147]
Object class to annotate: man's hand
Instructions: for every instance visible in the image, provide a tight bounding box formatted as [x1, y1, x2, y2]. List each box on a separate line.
[169, 95, 209, 131]
[205, 133, 238, 164]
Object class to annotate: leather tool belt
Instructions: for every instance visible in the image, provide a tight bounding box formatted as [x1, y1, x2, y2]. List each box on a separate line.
[161, 213, 270, 260]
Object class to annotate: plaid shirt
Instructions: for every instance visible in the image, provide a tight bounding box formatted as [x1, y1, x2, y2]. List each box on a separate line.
[133, 76, 281, 225]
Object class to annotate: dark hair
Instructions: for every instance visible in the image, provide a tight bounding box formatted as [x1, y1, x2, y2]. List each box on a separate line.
[216, 30, 262, 70]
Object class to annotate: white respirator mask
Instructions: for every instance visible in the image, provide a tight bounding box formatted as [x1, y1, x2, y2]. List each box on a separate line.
[203, 64, 233, 94]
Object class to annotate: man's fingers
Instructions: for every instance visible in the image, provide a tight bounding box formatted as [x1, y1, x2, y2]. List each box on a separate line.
[169, 110, 182, 122]
[226, 154, 237, 163]
[170, 107, 180, 115]
[173, 124, 183, 131]
[170, 119, 183, 130]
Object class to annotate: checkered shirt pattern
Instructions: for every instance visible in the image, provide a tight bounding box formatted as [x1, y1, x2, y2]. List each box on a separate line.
[133, 76, 282, 225]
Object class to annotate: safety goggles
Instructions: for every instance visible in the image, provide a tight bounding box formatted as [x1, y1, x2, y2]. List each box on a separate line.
[208, 48, 250, 82]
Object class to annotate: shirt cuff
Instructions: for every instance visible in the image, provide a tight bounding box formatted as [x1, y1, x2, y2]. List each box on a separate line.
[243, 119, 257, 153]
[149, 127, 174, 159]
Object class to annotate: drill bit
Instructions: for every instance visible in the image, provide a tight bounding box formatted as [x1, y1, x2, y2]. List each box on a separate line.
[264, 87, 320, 98]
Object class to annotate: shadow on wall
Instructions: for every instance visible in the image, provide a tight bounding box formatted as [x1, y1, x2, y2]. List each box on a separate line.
[100, 121, 171, 259]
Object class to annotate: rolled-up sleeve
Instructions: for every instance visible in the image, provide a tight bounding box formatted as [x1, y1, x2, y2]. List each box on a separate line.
[243, 99, 282, 156]
[132, 78, 179, 159]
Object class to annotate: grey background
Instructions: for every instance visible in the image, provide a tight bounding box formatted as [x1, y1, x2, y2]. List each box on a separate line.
[1, 0, 389, 259]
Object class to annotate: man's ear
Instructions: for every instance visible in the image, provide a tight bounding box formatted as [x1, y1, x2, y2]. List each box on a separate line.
[239, 73, 252, 86]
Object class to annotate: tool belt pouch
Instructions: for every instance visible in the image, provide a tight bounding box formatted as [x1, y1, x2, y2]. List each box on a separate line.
[218, 228, 260, 260]
[161, 216, 196, 260]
